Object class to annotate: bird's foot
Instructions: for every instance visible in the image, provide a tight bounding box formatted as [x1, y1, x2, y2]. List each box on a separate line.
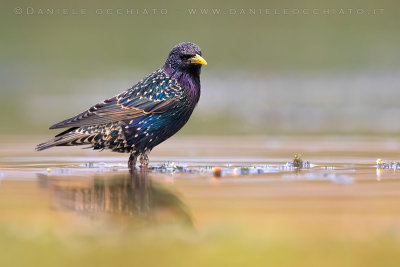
[139, 152, 149, 169]
[128, 153, 137, 171]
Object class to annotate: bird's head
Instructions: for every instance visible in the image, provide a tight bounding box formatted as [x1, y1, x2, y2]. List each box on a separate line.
[164, 42, 207, 74]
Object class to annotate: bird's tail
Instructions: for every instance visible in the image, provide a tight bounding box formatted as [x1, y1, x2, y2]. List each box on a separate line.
[36, 128, 89, 151]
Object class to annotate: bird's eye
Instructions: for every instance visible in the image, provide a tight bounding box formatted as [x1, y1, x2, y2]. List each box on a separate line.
[181, 54, 193, 60]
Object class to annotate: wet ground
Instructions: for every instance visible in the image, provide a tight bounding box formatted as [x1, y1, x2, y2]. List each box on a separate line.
[1, 136, 400, 267]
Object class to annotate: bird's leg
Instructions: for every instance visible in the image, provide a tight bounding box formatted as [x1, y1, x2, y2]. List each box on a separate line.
[128, 152, 137, 171]
[139, 151, 149, 169]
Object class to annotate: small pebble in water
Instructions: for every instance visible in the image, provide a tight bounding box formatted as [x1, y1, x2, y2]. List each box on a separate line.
[213, 167, 222, 178]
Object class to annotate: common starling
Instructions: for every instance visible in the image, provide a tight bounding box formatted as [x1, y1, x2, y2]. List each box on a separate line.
[36, 42, 207, 169]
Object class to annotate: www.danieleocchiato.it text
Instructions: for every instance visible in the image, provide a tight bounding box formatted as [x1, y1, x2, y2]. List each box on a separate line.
[186, 8, 384, 16]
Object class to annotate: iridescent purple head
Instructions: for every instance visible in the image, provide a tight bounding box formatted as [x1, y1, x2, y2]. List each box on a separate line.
[164, 42, 207, 74]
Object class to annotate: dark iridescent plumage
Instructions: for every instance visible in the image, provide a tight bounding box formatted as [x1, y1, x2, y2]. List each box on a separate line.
[36, 42, 207, 168]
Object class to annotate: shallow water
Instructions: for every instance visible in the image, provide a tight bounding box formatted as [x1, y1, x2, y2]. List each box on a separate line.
[1, 136, 400, 266]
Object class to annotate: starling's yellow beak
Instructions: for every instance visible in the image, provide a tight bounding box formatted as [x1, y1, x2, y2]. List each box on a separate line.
[190, 54, 207, 65]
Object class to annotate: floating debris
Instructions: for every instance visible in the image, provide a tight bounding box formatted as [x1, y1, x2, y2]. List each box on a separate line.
[150, 161, 192, 173]
[376, 159, 400, 169]
[293, 154, 303, 168]
[76, 159, 317, 178]
[284, 154, 312, 170]
[240, 167, 250, 175]
[323, 166, 336, 170]
[46, 168, 73, 176]
[150, 163, 283, 177]
[303, 161, 311, 169]
[80, 162, 124, 168]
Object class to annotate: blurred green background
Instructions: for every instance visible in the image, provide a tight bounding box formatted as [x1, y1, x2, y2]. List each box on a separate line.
[1, 0, 399, 135]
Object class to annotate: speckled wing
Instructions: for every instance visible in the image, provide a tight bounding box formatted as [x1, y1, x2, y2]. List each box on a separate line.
[49, 69, 183, 129]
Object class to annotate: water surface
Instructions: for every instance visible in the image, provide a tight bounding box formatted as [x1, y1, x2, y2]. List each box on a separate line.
[1, 136, 400, 266]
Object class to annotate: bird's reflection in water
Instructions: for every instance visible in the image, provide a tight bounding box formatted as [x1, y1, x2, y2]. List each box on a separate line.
[37, 169, 192, 227]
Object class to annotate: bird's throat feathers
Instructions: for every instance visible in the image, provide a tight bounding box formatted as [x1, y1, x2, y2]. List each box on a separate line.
[163, 65, 201, 103]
